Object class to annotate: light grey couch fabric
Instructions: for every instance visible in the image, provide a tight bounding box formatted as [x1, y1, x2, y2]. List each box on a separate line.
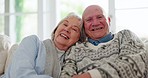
[0, 35, 11, 75]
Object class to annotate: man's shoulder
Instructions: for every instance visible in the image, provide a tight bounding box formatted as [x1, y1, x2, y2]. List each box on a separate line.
[76, 42, 88, 47]
[116, 29, 137, 37]
[117, 29, 133, 34]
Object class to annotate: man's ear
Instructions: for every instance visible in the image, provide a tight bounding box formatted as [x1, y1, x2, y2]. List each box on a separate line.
[107, 17, 111, 25]
[108, 17, 111, 23]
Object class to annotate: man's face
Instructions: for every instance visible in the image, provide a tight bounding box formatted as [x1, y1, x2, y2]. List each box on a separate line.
[83, 6, 110, 40]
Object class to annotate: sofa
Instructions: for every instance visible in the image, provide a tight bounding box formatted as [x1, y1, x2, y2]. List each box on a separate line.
[0, 34, 148, 75]
[0, 35, 11, 75]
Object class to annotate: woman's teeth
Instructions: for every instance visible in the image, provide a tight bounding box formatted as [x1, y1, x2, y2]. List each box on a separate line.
[92, 27, 103, 31]
[60, 34, 69, 39]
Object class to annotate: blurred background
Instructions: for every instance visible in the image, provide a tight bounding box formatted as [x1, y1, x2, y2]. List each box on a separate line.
[0, 0, 148, 44]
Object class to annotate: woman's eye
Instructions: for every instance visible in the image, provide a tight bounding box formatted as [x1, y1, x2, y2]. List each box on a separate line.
[72, 29, 77, 31]
[72, 28, 78, 32]
[63, 24, 68, 26]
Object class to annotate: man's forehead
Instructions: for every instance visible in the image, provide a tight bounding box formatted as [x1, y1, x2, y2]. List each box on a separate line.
[83, 11, 103, 19]
[83, 6, 103, 18]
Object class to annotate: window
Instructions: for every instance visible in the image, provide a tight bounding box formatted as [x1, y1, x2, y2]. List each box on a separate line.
[0, 0, 4, 34]
[115, 0, 148, 38]
[0, 0, 53, 44]
[0, 0, 109, 44]
[0, 0, 38, 43]
[4, 0, 147, 44]
[59, 0, 108, 19]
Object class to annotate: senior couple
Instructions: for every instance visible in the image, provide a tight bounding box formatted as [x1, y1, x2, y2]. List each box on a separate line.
[1, 5, 148, 78]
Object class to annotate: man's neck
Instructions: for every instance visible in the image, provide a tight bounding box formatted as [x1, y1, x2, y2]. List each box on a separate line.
[88, 32, 114, 46]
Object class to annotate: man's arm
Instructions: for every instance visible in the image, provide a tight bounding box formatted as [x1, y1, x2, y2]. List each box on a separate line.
[72, 30, 148, 78]
[60, 46, 78, 78]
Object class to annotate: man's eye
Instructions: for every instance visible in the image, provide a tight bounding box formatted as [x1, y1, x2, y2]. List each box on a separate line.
[99, 16, 102, 18]
[86, 19, 92, 22]
[97, 15, 104, 19]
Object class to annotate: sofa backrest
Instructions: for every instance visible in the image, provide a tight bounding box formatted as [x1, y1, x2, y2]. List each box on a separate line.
[0, 34, 11, 75]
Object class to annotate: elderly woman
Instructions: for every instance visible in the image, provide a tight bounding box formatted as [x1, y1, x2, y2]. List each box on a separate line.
[2, 12, 83, 78]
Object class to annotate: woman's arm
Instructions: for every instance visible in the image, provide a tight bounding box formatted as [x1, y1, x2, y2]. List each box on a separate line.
[4, 35, 52, 78]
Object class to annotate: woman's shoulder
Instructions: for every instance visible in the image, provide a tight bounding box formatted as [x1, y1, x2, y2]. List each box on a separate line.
[23, 35, 40, 40]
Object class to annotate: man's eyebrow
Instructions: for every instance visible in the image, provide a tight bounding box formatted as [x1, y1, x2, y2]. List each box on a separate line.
[84, 17, 92, 20]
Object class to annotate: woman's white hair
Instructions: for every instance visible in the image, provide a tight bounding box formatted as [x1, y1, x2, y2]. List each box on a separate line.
[51, 12, 85, 42]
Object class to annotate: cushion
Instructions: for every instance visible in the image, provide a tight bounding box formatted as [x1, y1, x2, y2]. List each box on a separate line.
[144, 39, 148, 51]
[4, 44, 18, 72]
[141, 37, 148, 51]
[0, 35, 11, 75]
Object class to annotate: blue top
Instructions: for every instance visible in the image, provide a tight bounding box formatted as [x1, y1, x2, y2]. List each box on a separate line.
[1, 35, 58, 78]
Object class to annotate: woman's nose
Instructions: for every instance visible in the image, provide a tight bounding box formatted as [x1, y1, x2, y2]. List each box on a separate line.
[64, 26, 71, 33]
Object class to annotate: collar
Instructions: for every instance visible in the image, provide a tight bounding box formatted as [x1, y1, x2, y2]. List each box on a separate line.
[88, 32, 114, 46]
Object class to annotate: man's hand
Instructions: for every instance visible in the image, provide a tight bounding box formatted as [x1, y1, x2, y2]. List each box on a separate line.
[72, 72, 91, 78]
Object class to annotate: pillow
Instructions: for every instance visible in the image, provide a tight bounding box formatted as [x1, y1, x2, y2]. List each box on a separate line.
[0, 35, 11, 75]
[4, 44, 18, 73]
[140, 37, 148, 51]
[144, 39, 148, 51]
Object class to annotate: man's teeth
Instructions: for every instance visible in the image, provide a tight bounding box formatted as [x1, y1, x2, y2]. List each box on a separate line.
[60, 34, 69, 39]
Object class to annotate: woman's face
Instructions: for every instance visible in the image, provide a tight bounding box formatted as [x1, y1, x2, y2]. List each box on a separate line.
[54, 16, 81, 50]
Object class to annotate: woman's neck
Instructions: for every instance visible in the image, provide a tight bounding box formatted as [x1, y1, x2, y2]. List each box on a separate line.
[54, 42, 68, 51]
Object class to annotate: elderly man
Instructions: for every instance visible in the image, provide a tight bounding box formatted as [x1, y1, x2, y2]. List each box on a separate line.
[60, 5, 148, 78]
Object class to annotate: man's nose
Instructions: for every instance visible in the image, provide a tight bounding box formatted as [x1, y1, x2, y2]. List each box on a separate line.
[92, 19, 100, 26]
